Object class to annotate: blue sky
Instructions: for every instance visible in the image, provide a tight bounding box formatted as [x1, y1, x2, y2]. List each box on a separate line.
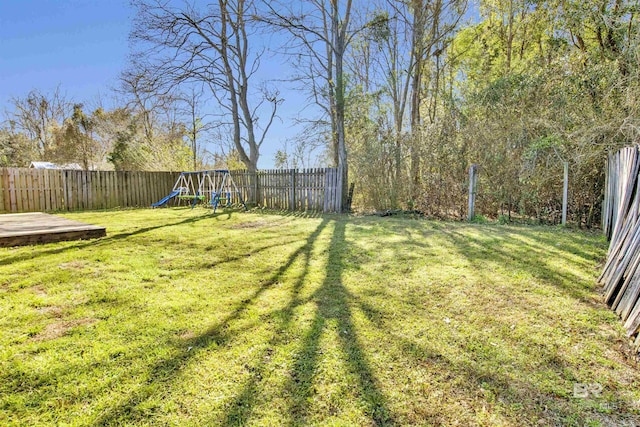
[0, 0, 131, 107]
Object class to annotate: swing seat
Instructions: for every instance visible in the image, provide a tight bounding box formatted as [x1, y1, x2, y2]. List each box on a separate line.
[211, 192, 231, 207]
[178, 195, 206, 201]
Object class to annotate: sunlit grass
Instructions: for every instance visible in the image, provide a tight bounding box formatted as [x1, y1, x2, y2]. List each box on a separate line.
[0, 208, 638, 426]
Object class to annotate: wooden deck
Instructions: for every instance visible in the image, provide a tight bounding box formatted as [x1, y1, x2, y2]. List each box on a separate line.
[0, 213, 106, 247]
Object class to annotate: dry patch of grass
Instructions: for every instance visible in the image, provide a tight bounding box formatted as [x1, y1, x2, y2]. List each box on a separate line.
[228, 219, 280, 229]
[30, 318, 97, 342]
[35, 305, 65, 317]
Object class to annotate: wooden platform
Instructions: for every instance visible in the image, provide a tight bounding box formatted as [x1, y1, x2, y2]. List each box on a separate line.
[0, 213, 106, 247]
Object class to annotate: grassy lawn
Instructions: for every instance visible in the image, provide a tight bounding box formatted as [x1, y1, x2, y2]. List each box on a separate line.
[1, 208, 639, 426]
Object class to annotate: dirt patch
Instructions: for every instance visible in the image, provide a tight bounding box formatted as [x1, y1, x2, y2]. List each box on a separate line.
[58, 261, 87, 270]
[31, 318, 97, 342]
[30, 285, 48, 297]
[36, 305, 65, 318]
[177, 329, 196, 340]
[228, 220, 276, 230]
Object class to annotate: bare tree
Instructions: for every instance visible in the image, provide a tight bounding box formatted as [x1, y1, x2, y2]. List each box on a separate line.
[260, 0, 386, 209]
[129, 0, 281, 172]
[177, 86, 215, 170]
[360, 0, 414, 206]
[8, 87, 70, 159]
[407, 0, 467, 202]
[119, 69, 165, 148]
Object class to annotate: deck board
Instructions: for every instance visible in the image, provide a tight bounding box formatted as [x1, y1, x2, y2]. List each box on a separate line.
[0, 213, 106, 247]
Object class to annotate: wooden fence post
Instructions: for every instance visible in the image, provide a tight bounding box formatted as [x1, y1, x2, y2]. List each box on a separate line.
[289, 169, 296, 210]
[468, 164, 478, 221]
[251, 170, 256, 206]
[562, 161, 569, 226]
[62, 170, 68, 211]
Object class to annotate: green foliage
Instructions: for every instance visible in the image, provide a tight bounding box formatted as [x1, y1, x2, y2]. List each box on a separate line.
[345, 85, 399, 210]
[273, 149, 290, 169]
[51, 104, 100, 170]
[104, 110, 193, 172]
[0, 128, 37, 167]
[211, 149, 246, 171]
[2, 90, 196, 172]
[470, 214, 489, 224]
[108, 125, 149, 171]
[365, 10, 390, 44]
[296, 0, 639, 221]
[438, 0, 640, 224]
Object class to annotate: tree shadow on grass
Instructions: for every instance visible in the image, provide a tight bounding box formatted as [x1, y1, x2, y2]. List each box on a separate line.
[216, 219, 394, 425]
[346, 274, 639, 426]
[437, 227, 601, 304]
[250, 209, 328, 219]
[90, 218, 330, 426]
[219, 221, 337, 425]
[336, 222, 640, 425]
[281, 220, 394, 426]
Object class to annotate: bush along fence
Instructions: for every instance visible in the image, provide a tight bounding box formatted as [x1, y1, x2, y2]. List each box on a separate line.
[599, 145, 640, 354]
[0, 167, 343, 214]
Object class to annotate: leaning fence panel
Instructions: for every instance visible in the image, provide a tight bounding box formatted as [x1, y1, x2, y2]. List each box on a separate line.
[600, 145, 640, 354]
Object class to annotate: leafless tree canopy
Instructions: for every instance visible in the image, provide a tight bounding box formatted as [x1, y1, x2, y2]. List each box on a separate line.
[8, 87, 70, 158]
[129, 0, 281, 172]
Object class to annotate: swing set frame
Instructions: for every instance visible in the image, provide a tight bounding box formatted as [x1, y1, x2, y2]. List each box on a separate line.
[155, 170, 247, 213]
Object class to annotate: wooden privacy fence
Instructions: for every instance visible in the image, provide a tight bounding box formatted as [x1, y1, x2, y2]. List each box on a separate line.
[0, 167, 343, 213]
[600, 146, 640, 354]
[0, 168, 179, 213]
[232, 168, 342, 213]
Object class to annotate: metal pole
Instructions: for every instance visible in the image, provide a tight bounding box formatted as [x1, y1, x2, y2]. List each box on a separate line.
[562, 161, 569, 225]
[468, 164, 477, 221]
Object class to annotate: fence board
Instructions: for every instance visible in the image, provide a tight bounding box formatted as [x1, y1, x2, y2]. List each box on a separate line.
[0, 169, 7, 212]
[37, 169, 44, 211]
[17, 169, 25, 212]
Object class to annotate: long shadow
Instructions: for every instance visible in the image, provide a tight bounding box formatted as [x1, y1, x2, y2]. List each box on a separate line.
[220, 218, 330, 425]
[219, 219, 395, 425]
[282, 220, 395, 426]
[345, 221, 635, 424]
[438, 227, 599, 304]
[0, 211, 222, 266]
[344, 265, 629, 425]
[1, 223, 319, 408]
[252, 209, 328, 219]
[91, 218, 330, 426]
[377, 218, 604, 265]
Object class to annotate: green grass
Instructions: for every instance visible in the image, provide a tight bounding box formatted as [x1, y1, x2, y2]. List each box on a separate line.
[1, 208, 639, 426]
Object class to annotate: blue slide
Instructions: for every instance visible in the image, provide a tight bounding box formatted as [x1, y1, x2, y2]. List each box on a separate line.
[151, 190, 181, 208]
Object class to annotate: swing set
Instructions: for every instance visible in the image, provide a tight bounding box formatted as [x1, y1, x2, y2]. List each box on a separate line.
[151, 170, 247, 213]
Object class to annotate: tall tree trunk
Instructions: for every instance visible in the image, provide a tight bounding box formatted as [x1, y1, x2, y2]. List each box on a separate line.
[333, 0, 351, 211]
[409, 0, 425, 206]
